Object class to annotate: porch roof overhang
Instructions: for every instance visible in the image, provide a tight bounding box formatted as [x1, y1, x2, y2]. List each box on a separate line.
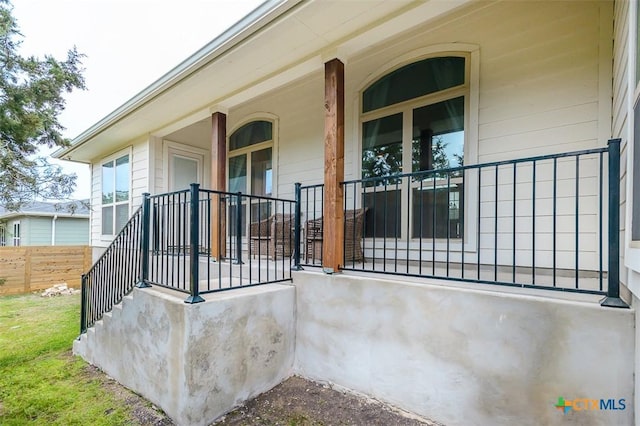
[54, 0, 472, 163]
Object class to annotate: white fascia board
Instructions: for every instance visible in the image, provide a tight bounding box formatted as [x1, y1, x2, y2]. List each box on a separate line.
[0, 212, 90, 221]
[53, 0, 301, 160]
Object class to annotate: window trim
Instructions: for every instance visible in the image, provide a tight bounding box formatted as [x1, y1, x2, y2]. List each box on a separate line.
[356, 45, 480, 252]
[162, 140, 210, 193]
[626, 0, 640, 278]
[0, 224, 5, 246]
[630, 0, 640, 241]
[227, 114, 279, 197]
[12, 221, 20, 246]
[100, 147, 132, 240]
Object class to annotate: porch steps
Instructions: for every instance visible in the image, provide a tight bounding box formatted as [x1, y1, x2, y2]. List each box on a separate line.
[74, 294, 135, 357]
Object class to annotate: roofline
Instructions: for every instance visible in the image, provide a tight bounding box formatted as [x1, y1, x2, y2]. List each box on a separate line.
[0, 212, 89, 220]
[54, 0, 301, 160]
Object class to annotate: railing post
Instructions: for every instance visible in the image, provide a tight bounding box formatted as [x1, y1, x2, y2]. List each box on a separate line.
[601, 138, 629, 308]
[292, 182, 303, 271]
[186, 183, 205, 304]
[136, 193, 152, 288]
[234, 192, 244, 264]
[80, 273, 88, 334]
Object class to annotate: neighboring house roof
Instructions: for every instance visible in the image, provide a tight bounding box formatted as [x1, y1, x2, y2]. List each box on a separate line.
[0, 200, 90, 220]
[53, 0, 471, 163]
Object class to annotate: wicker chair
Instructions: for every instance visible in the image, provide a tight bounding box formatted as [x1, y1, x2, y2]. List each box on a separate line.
[250, 213, 293, 259]
[305, 208, 367, 263]
[304, 217, 323, 263]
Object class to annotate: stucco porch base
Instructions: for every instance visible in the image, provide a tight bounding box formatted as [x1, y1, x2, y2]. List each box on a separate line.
[73, 284, 295, 426]
[292, 271, 634, 426]
[75, 272, 634, 426]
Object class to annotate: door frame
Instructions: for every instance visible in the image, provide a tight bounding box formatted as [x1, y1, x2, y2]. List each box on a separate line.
[163, 140, 210, 192]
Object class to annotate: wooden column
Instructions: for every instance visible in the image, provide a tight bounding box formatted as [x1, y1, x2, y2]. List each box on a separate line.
[322, 58, 345, 272]
[211, 111, 227, 259]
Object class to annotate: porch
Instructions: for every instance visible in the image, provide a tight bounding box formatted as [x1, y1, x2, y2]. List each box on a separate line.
[80, 139, 627, 334]
[74, 270, 634, 426]
[299, 141, 623, 299]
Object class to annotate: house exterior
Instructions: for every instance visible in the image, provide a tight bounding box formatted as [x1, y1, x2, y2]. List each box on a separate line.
[58, 1, 640, 425]
[0, 201, 89, 246]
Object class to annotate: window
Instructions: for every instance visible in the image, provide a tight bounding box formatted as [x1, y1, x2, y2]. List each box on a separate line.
[102, 153, 130, 236]
[0, 225, 5, 246]
[229, 120, 273, 196]
[361, 55, 468, 239]
[12, 222, 20, 246]
[228, 120, 274, 235]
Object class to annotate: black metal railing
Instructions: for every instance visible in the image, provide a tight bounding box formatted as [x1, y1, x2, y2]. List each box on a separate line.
[80, 207, 143, 333]
[298, 183, 324, 267]
[296, 140, 628, 307]
[145, 185, 296, 299]
[80, 141, 628, 335]
[80, 184, 297, 334]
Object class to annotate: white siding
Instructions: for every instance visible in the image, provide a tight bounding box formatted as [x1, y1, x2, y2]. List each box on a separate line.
[152, 136, 164, 194]
[613, 0, 630, 141]
[131, 140, 149, 207]
[613, 0, 630, 290]
[229, 73, 325, 201]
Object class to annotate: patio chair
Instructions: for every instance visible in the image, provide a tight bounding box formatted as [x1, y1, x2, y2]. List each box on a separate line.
[305, 208, 367, 263]
[250, 213, 294, 259]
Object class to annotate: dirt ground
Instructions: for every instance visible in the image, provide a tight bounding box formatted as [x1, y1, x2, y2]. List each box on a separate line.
[85, 362, 442, 425]
[215, 376, 441, 426]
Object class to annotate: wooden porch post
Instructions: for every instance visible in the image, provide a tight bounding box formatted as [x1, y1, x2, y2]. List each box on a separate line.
[323, 58, 345, 272]
[211, 111, 227, 259]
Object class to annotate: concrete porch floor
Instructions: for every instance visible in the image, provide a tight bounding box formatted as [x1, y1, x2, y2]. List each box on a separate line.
[148, 250, 607, 305]
[305, 257, 607, 301]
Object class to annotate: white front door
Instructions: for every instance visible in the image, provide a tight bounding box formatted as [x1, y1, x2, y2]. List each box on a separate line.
[166, 143, 206, 192]
[161, 142, 208, 253]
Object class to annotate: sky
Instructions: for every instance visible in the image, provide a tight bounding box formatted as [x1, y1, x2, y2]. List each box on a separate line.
[11, 0, 264, 199]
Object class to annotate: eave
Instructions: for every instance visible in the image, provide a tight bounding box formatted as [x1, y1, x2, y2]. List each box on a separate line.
[54, 0, 472, 163]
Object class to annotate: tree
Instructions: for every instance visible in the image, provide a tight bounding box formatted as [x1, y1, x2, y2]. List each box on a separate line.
[0, 0, 85, 211]
[430, 137, 450, 170]
[361, 141, 403, 186]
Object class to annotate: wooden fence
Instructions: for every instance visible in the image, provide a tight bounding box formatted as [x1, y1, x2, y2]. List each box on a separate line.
[0, 246, 91, 295]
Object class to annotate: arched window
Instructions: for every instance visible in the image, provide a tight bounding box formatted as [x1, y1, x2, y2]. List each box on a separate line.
[228, 120, 273, 197]
[361, 55, 468, 239]
[228, 120, 274, 236]
[363, 56, 465, 113]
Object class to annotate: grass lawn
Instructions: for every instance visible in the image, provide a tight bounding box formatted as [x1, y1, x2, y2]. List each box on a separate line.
[0, 293, 135, 425]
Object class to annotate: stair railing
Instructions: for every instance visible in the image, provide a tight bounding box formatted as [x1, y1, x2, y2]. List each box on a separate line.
[80, 204, 144, 333]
